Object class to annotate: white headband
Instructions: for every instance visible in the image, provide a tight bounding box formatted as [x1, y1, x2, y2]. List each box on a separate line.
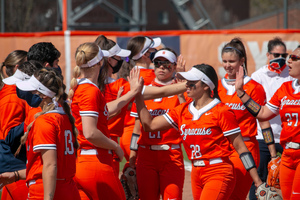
[16, 75, 56, 98]
[153, 50, 177, 63]
[132, 37, 161, 60]
[177, 67, 215, 91]
[2, 69, 31, 85]
[80, 47, 108, 68]
[107, 44, 131, 57]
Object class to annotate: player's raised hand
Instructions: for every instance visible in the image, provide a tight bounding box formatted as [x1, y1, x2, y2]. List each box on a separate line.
[176, 54, 186, 72]
[128, 67, 144, 95]
[235, 65, 245, 95]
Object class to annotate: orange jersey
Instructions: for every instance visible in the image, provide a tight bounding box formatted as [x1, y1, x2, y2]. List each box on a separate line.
[24, 107, 42, 133]
[104, 78, 131, 137]
[71, 79, 109, 149]
[26, 108, 77, 182]
[122, 67, 155, 134]
[267, 80, 300, 147]
[138, 68, 155, 86]
[131, 81, 183, 145]
[164, 99, 240, 160]
[0, 84, 27, 139]
[218, 76, 266, 137]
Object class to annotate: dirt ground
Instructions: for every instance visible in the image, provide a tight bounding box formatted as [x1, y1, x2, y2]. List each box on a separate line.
[182, 170, 193, 200]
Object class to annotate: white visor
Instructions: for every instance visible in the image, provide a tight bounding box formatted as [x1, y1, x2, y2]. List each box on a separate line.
[153, 50, 177, 63]
[132, 37, 161, 60]
[107, 44, 131, 57]
[3, 69, 31, 85]
[16, 76, 56, 98]
[177, 67, 215, 90]
[80, 47, 109, 68]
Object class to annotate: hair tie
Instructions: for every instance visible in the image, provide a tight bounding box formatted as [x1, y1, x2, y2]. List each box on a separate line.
[125, 57, 130, 63]
[52, 97, 59, 109]
[225, 47, 243, 56]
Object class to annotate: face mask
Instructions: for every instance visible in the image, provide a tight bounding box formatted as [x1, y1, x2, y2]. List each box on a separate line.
[110, 59, 123, 74]
[16, 87, 42, 107]
[268, 57, 287, 74]
[54, 65, 62, 74]
[149, 50, 157, 61]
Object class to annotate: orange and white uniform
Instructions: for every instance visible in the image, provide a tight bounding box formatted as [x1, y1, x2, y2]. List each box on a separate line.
[267, 80, 300, 200]
[164, 99, 240, 200]
[25, 107, 80, 200]
[0, 84, 29, 200]
[218, 75, 266, 200]
[131, 81, 184, 200]
[71, 78, 125, 200]
[104, 77, 131, 175]
[120, 66, 155, 161]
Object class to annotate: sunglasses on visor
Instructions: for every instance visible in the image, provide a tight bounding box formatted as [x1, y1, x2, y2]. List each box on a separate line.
[141, 37, 155, 55]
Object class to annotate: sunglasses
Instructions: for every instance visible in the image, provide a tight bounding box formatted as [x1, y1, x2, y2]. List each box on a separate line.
[269, 52, 288, 58]
[289, 54, 300, 61]
[141, 37, 154, 55]
[186, 81, 200, 88]
[153, 61, 173, 70]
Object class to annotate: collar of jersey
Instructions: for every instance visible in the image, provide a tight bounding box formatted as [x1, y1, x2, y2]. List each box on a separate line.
[292, 79, 300, 94]
[221, 75, 251, 95]
[135, 65, 147, 69]
[105, 77, 116, 84]
[77, 78, 99, 88]
[45, 107, 65, 115]
[188, 98, 220, 121]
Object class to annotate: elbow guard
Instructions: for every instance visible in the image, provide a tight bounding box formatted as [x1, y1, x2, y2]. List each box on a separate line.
[130, 133, 139, 151]
[240, 152, 256, 171]
[244, 98, 261, 117]
[262, 127, 275, 145]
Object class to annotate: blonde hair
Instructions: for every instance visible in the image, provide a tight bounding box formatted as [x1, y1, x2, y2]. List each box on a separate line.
[16, 68, 79, 155]
[68, 42, 100, 99]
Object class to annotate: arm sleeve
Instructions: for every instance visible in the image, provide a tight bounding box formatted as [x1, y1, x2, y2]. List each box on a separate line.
[32, 117, 57, 152]
[79, 87, 101, 118]
[266, 87, 281, 115]
[218, 107, 241, 137]
[5, 122, 24, 153]
[163, 104, 183, 131]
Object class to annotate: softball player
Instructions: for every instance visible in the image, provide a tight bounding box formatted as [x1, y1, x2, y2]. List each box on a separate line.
[0, 57, 42, 200]
[130, 48, 186, 200]
[218, 37, 272, 200]
[249, 37, 293, 199]
[16, 68, 80, 200]
[69, 42, 144, 200]
[94, 35, 133, 175]
[134, 64, 278, 200]
[236, 45, 300, 200]
[119, 35, 162, 165]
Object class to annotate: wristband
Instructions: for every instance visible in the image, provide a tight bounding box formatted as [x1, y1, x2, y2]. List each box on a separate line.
[240, 152, 256, 171]
[244, 97, 261, 117]
[14, 171, 17, 182]
[130, 133, 140, 151]
[16, 171, 20, 181]
[238, 91, 246, 98]
[262, 127, 275, 145]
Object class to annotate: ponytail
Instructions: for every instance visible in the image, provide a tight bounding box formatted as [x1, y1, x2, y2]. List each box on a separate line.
[68, 65, 81, 99]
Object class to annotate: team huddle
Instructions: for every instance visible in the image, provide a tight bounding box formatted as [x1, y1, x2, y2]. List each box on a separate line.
[0, 35, 299, 200]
